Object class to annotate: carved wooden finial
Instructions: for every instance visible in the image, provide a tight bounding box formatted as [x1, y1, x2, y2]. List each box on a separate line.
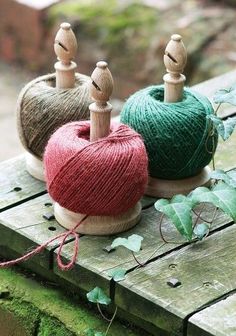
[90, 61, 114, 104]
[54, 22, 77, 89]
[89, 61, 114, 142]
[163, 34, 187, 102]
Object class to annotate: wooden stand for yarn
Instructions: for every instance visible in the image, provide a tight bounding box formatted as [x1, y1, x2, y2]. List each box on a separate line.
[54, 61, 142, 235]
[146, 34, 211, 198]
[26, 22, 77, 181]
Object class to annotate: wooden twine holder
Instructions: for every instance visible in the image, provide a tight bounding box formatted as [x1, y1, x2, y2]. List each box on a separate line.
[145, 34, 211, 198]
[26, 22, 77, 181]
[54, 61, 141, 235]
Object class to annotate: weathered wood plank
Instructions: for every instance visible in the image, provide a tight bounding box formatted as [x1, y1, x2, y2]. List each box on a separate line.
[0, 155, 46, 211]
[193, 69, 236, 118]
[53, 202, 231, 296]
[0, 194, 70, 270]
[114, 224, 236, 335]
[188, 293, 236, 336]
[213, 131, 236, 171]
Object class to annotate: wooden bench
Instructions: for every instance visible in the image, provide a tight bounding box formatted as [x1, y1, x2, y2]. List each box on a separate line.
[0, 70, 236, 336]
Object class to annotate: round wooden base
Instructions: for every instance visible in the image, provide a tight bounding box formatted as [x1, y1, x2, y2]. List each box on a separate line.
[54, 202, 142, 235]
[145, 166, 211, 198]
[25, 152, 45, 182]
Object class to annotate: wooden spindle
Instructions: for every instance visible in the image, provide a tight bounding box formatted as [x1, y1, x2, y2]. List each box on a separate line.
[54, 61, 141, 235]
[90, 61, 113, 142]
[146, 34, 211, 198]
[54, 22, 77, 89]
[163, 34, 187, 103]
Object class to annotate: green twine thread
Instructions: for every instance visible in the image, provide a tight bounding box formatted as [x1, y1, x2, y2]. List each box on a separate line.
[120, 85, 218, 180]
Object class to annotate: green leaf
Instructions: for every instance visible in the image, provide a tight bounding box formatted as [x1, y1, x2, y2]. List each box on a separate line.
[193, 223, 210, 240]
[111, 234, 143, 253]
[210, 170, 236, 188]
[208, 115, 236, 141]
[86, 287, 111, 305]
[108, 268, 126, 282]
[213, 86, 236, 105]
[190, 182, 236, 221]
[154, 195, 194, 241]
[85, 330, 105, 336]
[218, 117, 236, 141]
[85, 329, 96, 336]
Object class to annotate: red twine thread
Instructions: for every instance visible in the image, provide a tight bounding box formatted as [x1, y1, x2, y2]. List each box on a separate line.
[0, 215, 88, 271]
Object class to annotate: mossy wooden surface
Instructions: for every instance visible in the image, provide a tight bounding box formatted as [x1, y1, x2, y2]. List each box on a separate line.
[0, 155, 45, 211]
[188, 293, 236, 336]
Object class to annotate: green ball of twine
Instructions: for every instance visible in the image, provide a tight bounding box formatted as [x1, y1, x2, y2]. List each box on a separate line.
[120, 85, 218, 180]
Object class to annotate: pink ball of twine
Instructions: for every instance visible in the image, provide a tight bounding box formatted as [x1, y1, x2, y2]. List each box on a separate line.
[44, 121, 148, 216]
[0, 121, 148, 271]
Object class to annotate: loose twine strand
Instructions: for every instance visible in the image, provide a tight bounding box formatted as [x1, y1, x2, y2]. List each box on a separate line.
[0, 215, 88, 271]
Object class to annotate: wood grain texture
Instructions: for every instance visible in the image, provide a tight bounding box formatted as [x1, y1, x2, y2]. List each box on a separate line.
[0, 155, 46, 211]
[53, 203, 231, 296]
[188, 293, 236, 336]
[115, 224, 236, 335]
[0, 194, 70, 269]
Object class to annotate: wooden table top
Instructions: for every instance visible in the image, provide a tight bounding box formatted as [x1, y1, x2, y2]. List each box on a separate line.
[0, 70, 236, 336]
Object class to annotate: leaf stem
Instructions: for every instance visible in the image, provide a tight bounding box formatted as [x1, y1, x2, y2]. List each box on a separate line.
[193, 204, 206, 228]
[134, 243, 166, 271]
[214, 103, 222, 116]
[105, 306, 118, 336]
[97, 303, 111, 322]
[192, 207, 212, 224]
[159, 214, 185, 244]
[131, 251, 145, 267]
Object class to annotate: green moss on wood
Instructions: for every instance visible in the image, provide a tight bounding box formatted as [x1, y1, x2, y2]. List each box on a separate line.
[38, 316, 75, 336]
[0, 268, 147, 335]
[0, 298, 39, 335]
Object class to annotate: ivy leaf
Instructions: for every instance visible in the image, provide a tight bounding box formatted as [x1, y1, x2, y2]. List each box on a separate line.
[228, 170, 236, 187]
[85, 329, 96, 336]
[86, 287, 111, 305]
[85, 330, 105, 336]
[207, 114, 222, 127]
[190, 182, 236, 221]
[193, 223, 210, 240]
[208, 115, 236, 141]
[154, 195, 194, 241]
[108, 268, 126, 282]
[111, 234, 143, 253]
[210, 170, 236, 188]
[213, 86, 236, 105]
[218, 117, 236, 141]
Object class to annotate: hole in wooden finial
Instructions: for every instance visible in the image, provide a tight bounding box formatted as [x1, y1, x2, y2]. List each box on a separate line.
[54, 40, 69, 52]
[165, 51, 178, 64]
[92, 80, 102, 91]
